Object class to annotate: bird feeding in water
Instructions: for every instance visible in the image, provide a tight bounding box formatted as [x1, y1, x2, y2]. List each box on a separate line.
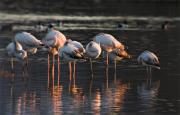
[108, 48, 131, 70]
[6, 41, 27, 72]
[137, 50, 160, 76]
[93, 33, 126, 66]
[14, 31, 44, 65]
[58, 40, 85, 81]
[85, 41, 102, 78]
[42, 24, 67, 77]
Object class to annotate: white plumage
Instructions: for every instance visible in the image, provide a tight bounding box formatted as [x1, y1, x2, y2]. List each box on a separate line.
[6, 41, 27, 70]
[42, 27, 67, 79]
[6, 41, 27, 60]
[93, 33, 124, 52]
[85, 41, 101, 59]
[137, 50, 160, 69]
[43, 29, 66, 52]
[68, 39, 85, 56]
[59, 41, 84, 61]
[93, 33, 126, 65]
[85, 41, 102, 78]
[59, 41, 85, 80]
[15, 32, 43, 54]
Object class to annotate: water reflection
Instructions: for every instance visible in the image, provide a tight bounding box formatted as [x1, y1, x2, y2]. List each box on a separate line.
[0, 16, 179, 114]
[92, 90, 101, 115]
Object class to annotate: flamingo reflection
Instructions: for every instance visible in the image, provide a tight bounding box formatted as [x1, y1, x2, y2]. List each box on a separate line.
[92, 91, 101, 115]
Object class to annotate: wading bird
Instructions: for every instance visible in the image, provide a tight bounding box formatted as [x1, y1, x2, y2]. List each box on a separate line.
[14, 31, 44, 66]
[137, 50, 160, 76]
[85, 41, 101, 78]
[6, 41, 27, 72]
[42, 24, 67, 77]
[93, 33, 125, 66]
[67, 39, 85, 78]
[108, 48, 130, 70]
[58, 41, 85, 80]
[15, 31, 43, 54]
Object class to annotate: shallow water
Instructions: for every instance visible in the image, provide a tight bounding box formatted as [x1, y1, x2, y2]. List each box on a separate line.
[0, 16, 179, 115]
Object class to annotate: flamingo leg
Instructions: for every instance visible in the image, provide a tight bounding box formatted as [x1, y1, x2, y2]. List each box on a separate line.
[89, 79, 93, 96]
[52, 63, 55, 91]
[90, 58, 93, 79]
[69, 62, 72, 81]
[149, 67, 152, 85]
[146, 66, 149, 77]
[57, 55, 60, 86]
[52, 55, 55, 66]
[26, 55, 29, 70]
[47, 54, 50, 88]
[105, 65, 109, 89]
[106, 52, 109, 66]
[73, 61, 76, 80]
[114, 60, 117, 72]
[11, 58, 14, 73]
[52, 54, 55, 88]
[114, 60, 117, 84]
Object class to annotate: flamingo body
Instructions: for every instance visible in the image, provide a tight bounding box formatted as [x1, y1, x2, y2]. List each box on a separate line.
[93, 33, 124, 52]
[67, 40, 85, 57]
[85, 41, 101, 59]
[43, 29, 66, 50]
[137, 50, 160, 69]
[6, 41, 27, 62]
[59, 42, 84, 61]
[15, 32, 43, 54]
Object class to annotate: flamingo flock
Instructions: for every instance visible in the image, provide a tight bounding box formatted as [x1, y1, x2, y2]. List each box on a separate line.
[6, 25, 160, 79]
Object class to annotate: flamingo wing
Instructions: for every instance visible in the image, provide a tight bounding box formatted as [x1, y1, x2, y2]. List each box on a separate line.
[15, 32, 42, 48]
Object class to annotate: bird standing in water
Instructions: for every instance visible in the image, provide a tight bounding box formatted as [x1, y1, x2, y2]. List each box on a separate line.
[6, 41, 27, 72]
[85, 41, 101, 78]
[58, 40, 85, 81]
[14, 32, 44, 66]
[108, 48, 131, 70]
[42, 24, 67, 79]
[93, 33, 125, 66]
[137, 50, 160, 76]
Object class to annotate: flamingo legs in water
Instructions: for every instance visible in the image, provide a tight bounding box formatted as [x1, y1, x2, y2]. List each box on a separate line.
[105, 65, 109, 89]
[114, 60, 117, 73]
[69, 62, 72, 81]
[106, 52, 109, 66]
[146, 66, 152, 85]
[11, 58, 14, 73]
[90, 58, 93, 79]
[114, 60, 117, 84]
[73, 61, 76, 80]
[57, 55, 60, 85]
[47, 54, 50, 88]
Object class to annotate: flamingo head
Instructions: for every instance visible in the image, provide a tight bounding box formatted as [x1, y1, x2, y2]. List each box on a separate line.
[17, 50, 27, 60]
[115, 49, 131, 59]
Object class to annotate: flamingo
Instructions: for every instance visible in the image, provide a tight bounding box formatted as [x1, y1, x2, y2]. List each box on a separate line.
[14, 31, 44, 65]
[42, 24, 67, 78]
[85, 41, 101, 78]
[67, 39, 85, 77]
[137, 50, 160, 76]
[15, 31, 43, 54]
[108, 48, 130, 71]
[93, 33, 125, 66]
[6, 41, 27, 72]
[58, 41, 85, 80]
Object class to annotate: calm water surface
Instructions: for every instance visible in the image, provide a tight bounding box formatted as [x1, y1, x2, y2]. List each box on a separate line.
[0, 16, 179, 115]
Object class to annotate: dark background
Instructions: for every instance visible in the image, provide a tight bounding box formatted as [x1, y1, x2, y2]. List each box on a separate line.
[0, 0, 179, 16]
